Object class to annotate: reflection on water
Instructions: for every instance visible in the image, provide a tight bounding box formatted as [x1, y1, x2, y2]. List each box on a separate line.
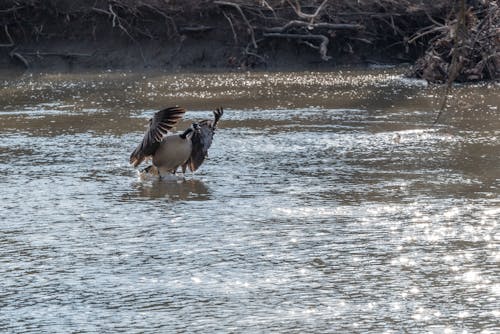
[129, 178, 211, 201]
[0, 68, 499, 333]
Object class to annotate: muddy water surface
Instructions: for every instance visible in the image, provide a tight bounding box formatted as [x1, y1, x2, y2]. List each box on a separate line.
[0, 68, 499, 333]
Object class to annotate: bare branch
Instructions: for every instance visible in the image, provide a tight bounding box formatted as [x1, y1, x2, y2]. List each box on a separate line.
[259, 0, 277, 18]
[0, 25, 14, 48]
[434, 0, 467, 124]
[92, 4, 147, 65]
[407, 26, 448, 44]
[0, 6, 23, 13]
[214, 1, 258, 49]
[222, 11, 238, 44]
[245, 43, 266, 65]
[287, 0, 329, 24]
[9, 50, 29, 68]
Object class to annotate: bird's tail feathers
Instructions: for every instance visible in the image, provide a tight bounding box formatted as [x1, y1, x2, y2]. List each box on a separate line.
[213, 107, 223, 128]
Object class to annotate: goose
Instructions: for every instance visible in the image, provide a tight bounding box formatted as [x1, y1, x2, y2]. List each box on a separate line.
[130, 106, 223, 178]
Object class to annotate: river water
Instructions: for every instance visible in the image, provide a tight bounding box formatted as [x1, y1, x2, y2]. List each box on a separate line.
[0, 68, 498, 333]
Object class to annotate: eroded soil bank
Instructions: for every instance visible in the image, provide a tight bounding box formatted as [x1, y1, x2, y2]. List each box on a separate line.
[0, 0, 498, 82]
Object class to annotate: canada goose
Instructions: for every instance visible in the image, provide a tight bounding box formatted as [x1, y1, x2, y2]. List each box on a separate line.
[130, 106, 223, 178]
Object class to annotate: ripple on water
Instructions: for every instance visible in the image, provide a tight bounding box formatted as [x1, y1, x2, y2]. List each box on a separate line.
[0, 70, 499, 333]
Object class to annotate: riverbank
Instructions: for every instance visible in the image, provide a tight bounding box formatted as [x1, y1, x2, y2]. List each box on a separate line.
[1, 0, 451, 71]
[1, 0, 498, 83]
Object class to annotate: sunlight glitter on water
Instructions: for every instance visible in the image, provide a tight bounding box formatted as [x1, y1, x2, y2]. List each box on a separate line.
[0, 68, 499, 333]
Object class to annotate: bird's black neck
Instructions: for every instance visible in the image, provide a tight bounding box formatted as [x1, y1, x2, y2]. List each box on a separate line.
[179, 128, 193, 139]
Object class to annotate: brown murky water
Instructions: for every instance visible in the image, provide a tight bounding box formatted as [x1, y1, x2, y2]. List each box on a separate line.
[0, 68, 499, 333]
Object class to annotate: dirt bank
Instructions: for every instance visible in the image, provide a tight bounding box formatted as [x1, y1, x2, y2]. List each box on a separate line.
[1, 0, 497, 80]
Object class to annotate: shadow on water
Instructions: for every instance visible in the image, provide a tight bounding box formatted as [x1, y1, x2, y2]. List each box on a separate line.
[126, 177, 211, 201]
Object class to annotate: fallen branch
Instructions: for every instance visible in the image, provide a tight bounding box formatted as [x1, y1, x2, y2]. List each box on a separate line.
[178, 25, 214, 33]
[0, 6, 23, 13]
[263, 32, 331, 60]
[9, 49, 29, 68]
[16, 51, 93, 57]
[335, 11, 403, 17]
[91, 7, 111, 15]
[264, 20, 363, 33]
[407, 25, 448, 44]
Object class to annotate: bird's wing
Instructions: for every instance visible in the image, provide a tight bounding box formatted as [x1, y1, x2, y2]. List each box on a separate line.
[185, 107, 223, 172]
[130, 107, 186, 167]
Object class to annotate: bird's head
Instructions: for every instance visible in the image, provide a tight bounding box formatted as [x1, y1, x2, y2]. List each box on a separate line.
[192, 122, 201, 133]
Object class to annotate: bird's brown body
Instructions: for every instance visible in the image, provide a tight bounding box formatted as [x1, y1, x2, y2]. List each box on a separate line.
[130, 107, 223, 178]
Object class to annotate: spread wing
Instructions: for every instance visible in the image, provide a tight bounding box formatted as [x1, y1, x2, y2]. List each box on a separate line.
[184, 107, 223, 172]
[130, 107, 186, 167]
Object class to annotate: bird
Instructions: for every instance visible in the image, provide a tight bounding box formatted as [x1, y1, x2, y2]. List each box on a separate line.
[130, 106, 223, 178]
